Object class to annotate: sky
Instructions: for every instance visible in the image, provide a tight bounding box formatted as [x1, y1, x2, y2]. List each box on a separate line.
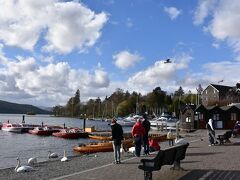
[0, 0, 240, 107]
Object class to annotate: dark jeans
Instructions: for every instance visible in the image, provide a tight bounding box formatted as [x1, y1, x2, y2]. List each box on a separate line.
[134, 136, 142, 157]
[143, 135, 149, 154]
[112, 141, 121, 162]
[168, 139, 174, 146]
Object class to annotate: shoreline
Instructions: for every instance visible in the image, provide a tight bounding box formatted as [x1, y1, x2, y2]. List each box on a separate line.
[0, 129, 222, 180]
[0, 151, 119, 180]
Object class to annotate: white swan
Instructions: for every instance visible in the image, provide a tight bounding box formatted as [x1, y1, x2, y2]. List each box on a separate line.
[128, 146, 135, 153]
[15, 157, 34, 173]
[48, 151, 58, 159]
[28, 157, 37, 165]
[61, 150, 68, 162]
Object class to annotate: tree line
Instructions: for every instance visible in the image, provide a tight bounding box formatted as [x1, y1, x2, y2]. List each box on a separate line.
[52, 87, 198, 118]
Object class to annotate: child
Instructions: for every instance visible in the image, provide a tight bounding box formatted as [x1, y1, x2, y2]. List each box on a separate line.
[149, 138, 160, 152]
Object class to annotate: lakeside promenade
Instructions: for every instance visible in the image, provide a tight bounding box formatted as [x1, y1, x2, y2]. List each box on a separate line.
[1, 129, 240, 180]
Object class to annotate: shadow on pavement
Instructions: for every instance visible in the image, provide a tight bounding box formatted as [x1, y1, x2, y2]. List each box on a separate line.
[181, 160, 200, 164]
[179, 169, 240, 180]
[186, 152, 222, 156]
[187, 146, 200, 149]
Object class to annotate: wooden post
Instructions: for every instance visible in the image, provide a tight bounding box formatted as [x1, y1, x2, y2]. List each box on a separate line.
[22, 115, 25, 124]
[83, 118, 86, 132]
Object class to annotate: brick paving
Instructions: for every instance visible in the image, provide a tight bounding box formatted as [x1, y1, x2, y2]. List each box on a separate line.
[51, 129, 240, 180]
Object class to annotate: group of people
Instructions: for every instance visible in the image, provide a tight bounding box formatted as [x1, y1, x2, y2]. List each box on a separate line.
[110, 113, 160, 164]
[111, 114, 235, 163]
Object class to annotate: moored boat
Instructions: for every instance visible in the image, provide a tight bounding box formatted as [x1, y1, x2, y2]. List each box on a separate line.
[29, 126, 60, 136]
[73, 139, 134, 153]
[1, 123, 25, 133]
[88, 134, 112, 141]
[52, 128, 88, 139]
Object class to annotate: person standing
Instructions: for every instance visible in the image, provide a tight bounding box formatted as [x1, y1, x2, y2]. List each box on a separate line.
[111, 118, 123, 164]
[142, 113, 151, 155]
[132, 118, 145, 157]
[206, 119, 218, 146]
[167, 129, 174, 146]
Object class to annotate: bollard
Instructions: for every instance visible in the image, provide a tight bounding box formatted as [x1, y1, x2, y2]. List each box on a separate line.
[22, 115, 25, 124]
[83, 118, 86, 132]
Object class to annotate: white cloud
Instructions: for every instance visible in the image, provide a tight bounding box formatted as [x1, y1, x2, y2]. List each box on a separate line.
[164, 7, 182, 20]
[0, 0, 108, 54]
[193, 0, 217, 25]
[127, 54, 192, 92]
[180, 60, 240, 93]
[212, 42, 220, 49]
[194, 0, 240, 58]
[0, 52, 110, 106]
[113, 50, 143, 70]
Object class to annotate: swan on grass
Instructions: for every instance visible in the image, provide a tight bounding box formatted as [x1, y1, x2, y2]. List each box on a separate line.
[15, 157, 34, 173]
[48, 151, 58, 159]
[28, 157, 37, 165]
[61, 150, 68, 162]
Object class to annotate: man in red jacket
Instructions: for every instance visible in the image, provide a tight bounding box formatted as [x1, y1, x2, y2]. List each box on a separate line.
[132, 118, 145, 157]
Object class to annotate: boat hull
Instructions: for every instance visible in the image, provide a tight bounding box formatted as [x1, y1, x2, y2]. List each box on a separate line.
[52, 130, 88, 139]
[88, 135, 111, 141]
[1, 127, 23, 133]
[29, 129, 58, 136]
[73, 139, 134, 153]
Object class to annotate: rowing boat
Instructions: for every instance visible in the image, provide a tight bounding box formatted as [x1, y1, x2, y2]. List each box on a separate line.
[88, 135, 111, 141]
[73, 139, 133, 153]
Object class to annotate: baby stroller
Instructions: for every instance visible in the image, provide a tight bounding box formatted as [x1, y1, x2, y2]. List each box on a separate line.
[232, 121, 240, 137]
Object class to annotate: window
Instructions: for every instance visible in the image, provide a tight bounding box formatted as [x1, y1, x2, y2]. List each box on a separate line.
[213, 114, 219, 121]
[199, 113, 204, 121]
[231, 113, 237, 121]
[186, 117, 191, 122]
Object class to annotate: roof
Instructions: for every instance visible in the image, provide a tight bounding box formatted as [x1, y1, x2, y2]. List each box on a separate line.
[180, 104, 196, 113]
[210, 84, 233, 94]
[196, 104, 240, 112]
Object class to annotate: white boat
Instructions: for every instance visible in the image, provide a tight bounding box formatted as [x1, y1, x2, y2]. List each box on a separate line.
[117, 119, 135, 127]
[150, 113, 178, 130]
[150, 120, 168, 130]
[123, 114, 142, 122]
[1, 123, 25, 133]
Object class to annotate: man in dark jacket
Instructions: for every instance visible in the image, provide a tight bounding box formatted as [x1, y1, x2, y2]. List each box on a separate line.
[142, 113, 151, 155]
[111, 118, 123, 164]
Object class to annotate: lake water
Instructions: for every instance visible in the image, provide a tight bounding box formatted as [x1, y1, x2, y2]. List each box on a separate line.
[0, 114, 131, 169]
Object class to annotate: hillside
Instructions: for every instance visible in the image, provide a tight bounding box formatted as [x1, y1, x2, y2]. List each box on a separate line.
[0, 100, 51, 114]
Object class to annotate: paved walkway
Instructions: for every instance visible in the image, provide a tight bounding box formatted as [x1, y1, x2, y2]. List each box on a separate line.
[51, 130, 240, 180]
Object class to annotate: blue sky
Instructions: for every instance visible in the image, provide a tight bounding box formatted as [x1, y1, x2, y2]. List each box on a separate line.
[0, 0, 240, 107]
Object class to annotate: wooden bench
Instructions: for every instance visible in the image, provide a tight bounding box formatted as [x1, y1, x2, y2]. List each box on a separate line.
[138, 143, 189, 180]
[217, 130, 232, 145]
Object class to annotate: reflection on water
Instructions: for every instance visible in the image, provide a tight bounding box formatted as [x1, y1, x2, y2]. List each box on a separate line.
[0, 114, 131, 169]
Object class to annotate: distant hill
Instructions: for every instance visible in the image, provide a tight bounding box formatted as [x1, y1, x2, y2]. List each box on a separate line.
[38, 106, 53, 112]
[0, 100, 51, 114]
